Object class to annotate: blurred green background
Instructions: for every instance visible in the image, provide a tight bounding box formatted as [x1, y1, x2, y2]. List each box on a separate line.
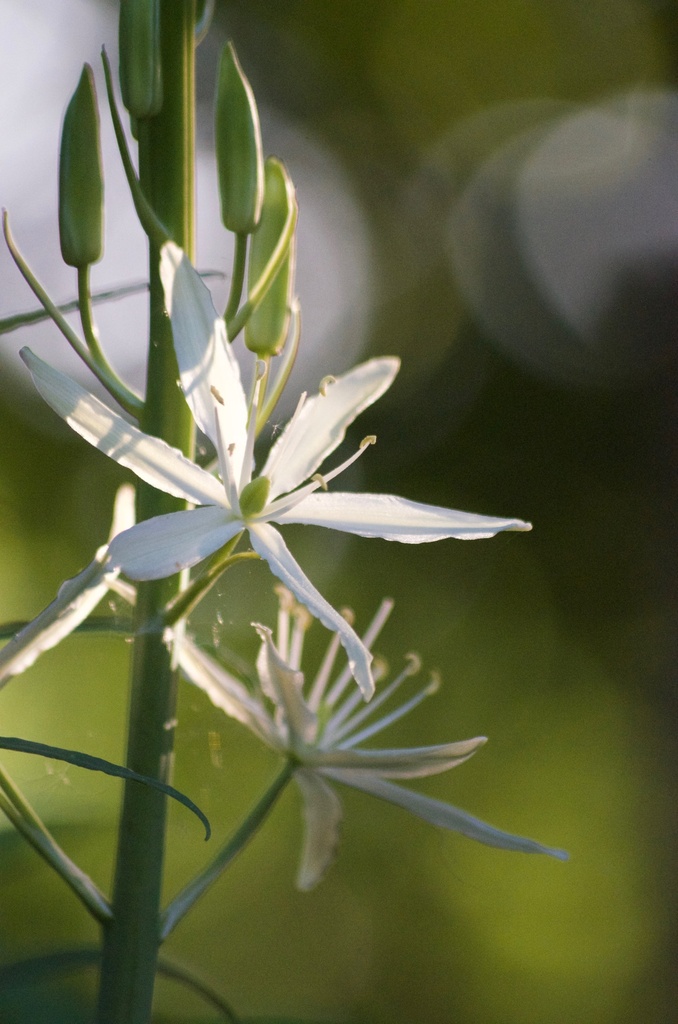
[0, 1, 676, 1021]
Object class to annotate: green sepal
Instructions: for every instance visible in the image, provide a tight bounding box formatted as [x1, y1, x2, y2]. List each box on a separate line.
[245, 158, 296, 356]
[118, 0, 163, 119]
[216, 42, 263, 235]
[58, 65, 104, 268]
[0, 736, 211, 840]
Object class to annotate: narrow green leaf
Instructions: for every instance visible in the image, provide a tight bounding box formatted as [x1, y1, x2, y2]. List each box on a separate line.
[0, 736, 210, 840]
[0, 273, 222, 337]
[0, 618, 132, 641]
[0, 948, 239, 1021]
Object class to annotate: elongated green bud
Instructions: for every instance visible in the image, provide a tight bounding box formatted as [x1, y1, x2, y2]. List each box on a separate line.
[215, 42, 264, 234]
[245, 158, 296, 356]
[118, 0, 162, 119]
[58, 65, 104, 268]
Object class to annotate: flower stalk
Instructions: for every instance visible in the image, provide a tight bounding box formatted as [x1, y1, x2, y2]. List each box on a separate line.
[95, 3, 197, 1021]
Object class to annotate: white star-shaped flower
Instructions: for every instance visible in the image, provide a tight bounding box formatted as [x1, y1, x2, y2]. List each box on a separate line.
[21, 243, 531, 698]
[179, 588, 567, 890]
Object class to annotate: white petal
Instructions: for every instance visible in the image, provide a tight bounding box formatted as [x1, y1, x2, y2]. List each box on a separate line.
[277, 492, 532, 541]
[0, 554, 111, 688]
[21, 349, 225, 507]
[306, 737, 486, 778]
[261, 357, 400, 498]
[108, 483, 137, 538]
[176, 637, 279, 749]
[108, 507, 242, 580]
[160, 243, 248, 474]
[323, 770, 569, 860]
[248, 522, 374, 699]
[0, 483, 136, 688]
[294, 769, 344, 890]
[253, 625, 317, 746]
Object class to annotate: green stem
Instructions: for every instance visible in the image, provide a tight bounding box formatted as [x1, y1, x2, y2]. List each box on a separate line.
[163, 543, 258, 629]
[160, 761, 294, 941]
[226, 201, 297, 340]
[256, 297, 301, 433]
[101, 47, 170, 250]
[95, 4, 197, 1022]
[0, 763, 112, 923]
[77, 267, 142, 418]
[2, 213, 142, 416]
[224, 232, 248, 324]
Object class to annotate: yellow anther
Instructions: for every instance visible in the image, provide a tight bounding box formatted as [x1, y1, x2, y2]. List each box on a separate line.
[311, 473, 328, 491]
[339, 606, 355, 626]
[210, 385, 225, 405]
[360, 434, 377, 448]
[274, 583, 296, 612]
[426, 670, 442, 695]
[319, 375, 336, 397]
[373, 655, 389, 679]
[293, 605, 313, 631]
[404, 652, 422, 675]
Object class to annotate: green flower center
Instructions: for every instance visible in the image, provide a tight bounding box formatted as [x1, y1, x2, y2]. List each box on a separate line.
[239, 475, 271, 518]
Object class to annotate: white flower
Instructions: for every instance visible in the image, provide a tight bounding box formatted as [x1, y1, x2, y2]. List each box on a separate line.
[21, 243, 531, 698]
[178, 588, 567, 890]
[0, 485, 136, 688]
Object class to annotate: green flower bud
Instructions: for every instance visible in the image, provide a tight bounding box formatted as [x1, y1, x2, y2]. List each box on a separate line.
[239, 476, 271, 518]
[118, 0, 162, 119]
[215, 42, 264, 234]
[245, 158, 296, 357]
[58, 64, 104, 268]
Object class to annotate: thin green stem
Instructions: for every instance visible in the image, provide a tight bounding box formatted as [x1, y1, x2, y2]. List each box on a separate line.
[160, 761, 294, 941]
[0, 763, 112, 923]
[256, 297, 301, 433]
[78, 266, 108, 364]
[96, 4, 197, 1022]
[77, 267, 142, 418]
[226, 202, 297, 340]
[224, 232, 248, 324]
[101, 47, 170, 250]
[2, 212, 142, 416]
[163, 543, 258, 629]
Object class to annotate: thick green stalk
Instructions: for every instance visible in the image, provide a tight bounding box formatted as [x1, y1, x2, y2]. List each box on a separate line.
[95, 4, 196, 1022]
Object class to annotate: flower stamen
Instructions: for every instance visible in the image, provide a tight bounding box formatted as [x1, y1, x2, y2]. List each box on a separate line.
[213, 405, 238, 509]
[239, 364, 266, 492]
[290, 604, 312, 670]
[264, 436, 378, 519]
[274, 583, 295, 661]
[325, 597, 394, 709]
[326, 653, 424, 747]
[263, 390, 307, 481]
